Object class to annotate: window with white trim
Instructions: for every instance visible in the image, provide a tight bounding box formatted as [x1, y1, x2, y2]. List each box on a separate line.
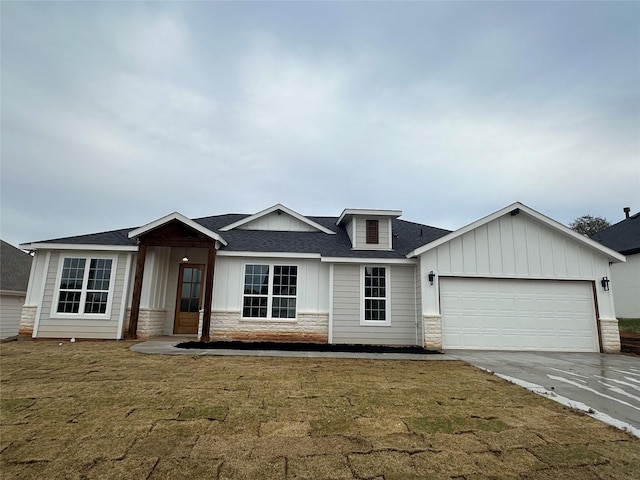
[55, 256, 115, 316]
[362, 266, 390, 324]
[242, 264, 297, 319]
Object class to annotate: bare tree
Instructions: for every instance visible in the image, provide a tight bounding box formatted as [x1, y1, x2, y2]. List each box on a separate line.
[569, 215, 610, 237]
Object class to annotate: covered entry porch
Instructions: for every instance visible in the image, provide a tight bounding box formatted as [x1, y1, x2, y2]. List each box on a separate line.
[124, 213, 226, 341]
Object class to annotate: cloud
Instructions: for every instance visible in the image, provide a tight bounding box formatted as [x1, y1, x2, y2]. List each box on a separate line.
[1, 1, 638, 248]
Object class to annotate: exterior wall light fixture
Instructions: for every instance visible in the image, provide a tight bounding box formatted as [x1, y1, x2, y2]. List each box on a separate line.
[182, 249, 189, 263]
[428, 271, 435, 285]
[601, 277, 610, 291]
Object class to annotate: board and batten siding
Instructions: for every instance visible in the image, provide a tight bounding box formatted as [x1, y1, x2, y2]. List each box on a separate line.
[211, 256, 330, 314]
[238, 211, 318, 232]
[35, 251, 129, 339]
[419, 213, 617, 319]
[332, 264, 419, 346]
[353, 217, 391, 250]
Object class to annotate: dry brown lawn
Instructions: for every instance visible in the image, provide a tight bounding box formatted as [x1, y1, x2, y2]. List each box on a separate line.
[1, 341, 638, 479]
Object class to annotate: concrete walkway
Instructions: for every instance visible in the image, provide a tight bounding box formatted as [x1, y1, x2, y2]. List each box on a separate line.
[130, 340, 458, 361]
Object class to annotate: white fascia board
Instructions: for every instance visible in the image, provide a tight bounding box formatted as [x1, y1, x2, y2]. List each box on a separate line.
[127, 211, 228, 246]
[320, 256, 417, 264]
[19, 243, 138, 252]
[336, 208, 403, 226]
[220, 203, 336, 235]
[217, 251, 322, 259]
[406, 202, 626, 263]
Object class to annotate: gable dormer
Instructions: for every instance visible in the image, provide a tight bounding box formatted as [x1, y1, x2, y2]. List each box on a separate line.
[220, 204, 335, 234]
[336, 209, 402, 250]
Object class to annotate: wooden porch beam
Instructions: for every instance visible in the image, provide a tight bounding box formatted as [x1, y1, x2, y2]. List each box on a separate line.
[200, 242, 216, 342]
[125, 244, 147, 340]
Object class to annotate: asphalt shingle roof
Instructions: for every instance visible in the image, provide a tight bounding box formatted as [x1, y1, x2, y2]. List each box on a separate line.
[591, 212, 640, 255]
[28, 213, 452, 258]
[1, 240, 33, 292]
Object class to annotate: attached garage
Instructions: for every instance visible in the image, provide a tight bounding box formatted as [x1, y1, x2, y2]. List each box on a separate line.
[440, 277, 599, 351]
[411, 203, 626, 353]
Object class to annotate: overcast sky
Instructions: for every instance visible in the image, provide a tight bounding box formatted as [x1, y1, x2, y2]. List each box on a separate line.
[2, 1, 639, 248]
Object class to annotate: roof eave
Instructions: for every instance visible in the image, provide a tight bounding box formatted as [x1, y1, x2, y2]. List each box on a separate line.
[18, 243, 138, 252]
[336, 208, 403, 226]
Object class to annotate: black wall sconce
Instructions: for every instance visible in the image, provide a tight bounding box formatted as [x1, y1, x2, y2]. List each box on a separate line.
[601, 277, 610, 291]
[428, 271, 435, 285]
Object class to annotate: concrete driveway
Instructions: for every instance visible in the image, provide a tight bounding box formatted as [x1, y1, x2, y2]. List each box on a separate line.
[448, 351, 640, 438]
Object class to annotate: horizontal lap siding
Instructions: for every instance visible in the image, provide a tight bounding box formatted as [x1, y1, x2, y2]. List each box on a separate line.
[37, 251, 125, 339]
[0, 295, 25, 338]
[332, 264, 418, 346]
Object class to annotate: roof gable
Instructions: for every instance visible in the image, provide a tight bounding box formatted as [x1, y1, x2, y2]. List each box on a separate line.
[407, 202, 626, 262]
[220, 204, 336, 235]
[128, 212, 228, 246]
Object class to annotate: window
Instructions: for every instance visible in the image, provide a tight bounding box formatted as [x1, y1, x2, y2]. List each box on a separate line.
[366, 219, 379, 244]
[362, 266, 390, 325]
[55, 256, 115, 317]
[243, 264, 297, 319]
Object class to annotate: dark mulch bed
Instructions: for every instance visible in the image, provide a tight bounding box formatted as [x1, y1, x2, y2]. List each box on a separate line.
[176, 340, 440, 355]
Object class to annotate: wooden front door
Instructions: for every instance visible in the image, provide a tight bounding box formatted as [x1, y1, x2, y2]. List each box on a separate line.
[174, 264, 204, 334]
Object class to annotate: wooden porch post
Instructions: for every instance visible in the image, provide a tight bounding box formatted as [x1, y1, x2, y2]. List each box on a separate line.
[126, 244, 147, 340]
[200, 242, 216, 342]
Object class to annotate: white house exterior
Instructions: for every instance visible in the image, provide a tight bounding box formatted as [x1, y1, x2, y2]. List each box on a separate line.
[409, 205, 623, 352]
[591, 211, 640, 318]
[19, 202, 625, 352]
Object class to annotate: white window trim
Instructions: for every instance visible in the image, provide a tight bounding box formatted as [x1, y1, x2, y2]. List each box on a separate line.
[241, 262, 299, 321]
[360, 265, 391, 326]
[50, 254, 118, 320]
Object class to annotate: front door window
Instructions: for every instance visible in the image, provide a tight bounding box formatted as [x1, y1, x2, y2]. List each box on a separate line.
[174, 264, 204, 334]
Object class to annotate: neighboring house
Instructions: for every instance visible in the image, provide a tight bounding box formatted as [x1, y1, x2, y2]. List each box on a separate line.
[1, 240, 33, 340]
[18, 202, 624, 352]
[591, 209, 640, 318]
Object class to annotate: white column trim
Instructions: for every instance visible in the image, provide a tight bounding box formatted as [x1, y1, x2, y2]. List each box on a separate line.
[116, 253, 134, 340]
[328, 263, 334, 344]
[32, 251, 51, 338]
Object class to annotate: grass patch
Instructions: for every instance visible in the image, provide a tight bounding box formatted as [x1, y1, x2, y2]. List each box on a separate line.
[0, 341, 638, 479]
[179, 405, 228, 421]
[618, 318, 640, 333]
[405, 415, 509, 434]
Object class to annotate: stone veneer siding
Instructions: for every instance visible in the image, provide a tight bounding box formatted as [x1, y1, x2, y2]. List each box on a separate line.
[136, 308, 167, 339]
[423, 315, 442, 351]
[599, 318, 621, 353]
[18, 305, 37, 337]
[204, 311, 329, 343]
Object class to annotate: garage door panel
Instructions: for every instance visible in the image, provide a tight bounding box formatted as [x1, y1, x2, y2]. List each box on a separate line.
[440, 278, 598, 352]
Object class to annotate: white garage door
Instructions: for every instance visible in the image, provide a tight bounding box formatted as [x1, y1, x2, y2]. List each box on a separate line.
[440, 278, 599, 352]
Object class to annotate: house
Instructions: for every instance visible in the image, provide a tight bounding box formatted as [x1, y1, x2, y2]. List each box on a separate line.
[1, 240, 33, 340]
[591, 208, 640, 318]
[18, 202, 625, 352]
